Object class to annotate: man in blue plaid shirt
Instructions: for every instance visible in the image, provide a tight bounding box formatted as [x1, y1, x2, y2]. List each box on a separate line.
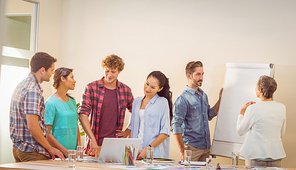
[10, 52, 65, 162]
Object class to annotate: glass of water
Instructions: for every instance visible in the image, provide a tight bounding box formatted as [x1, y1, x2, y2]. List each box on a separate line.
[206, 158, 215, 170]
[146, 147, 154, 164]
[76, 146, 84, 162]
[184, 150, 192, 167]
[68, 150, 76, 168]
[231, 151, 239, 168]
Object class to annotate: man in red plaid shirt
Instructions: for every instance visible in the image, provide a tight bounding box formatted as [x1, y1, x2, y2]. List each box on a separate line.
[78, 54, 134, 157]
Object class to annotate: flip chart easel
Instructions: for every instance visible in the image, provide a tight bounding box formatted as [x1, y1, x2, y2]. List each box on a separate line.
[211, 63, 274, 158]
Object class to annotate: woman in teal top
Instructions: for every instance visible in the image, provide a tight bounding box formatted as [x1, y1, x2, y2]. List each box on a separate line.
[45, 67, 80, 157]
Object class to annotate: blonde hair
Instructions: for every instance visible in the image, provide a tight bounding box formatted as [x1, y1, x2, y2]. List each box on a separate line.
[101, 54, 125, 71]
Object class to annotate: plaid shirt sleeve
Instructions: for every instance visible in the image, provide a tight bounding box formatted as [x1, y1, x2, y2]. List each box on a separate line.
[126, 88, 133, 113]
[116, 82, 134, 130]
[78, 84, 93, 116]
[23, 88, 47, 139]
[24, 88, 43, 116]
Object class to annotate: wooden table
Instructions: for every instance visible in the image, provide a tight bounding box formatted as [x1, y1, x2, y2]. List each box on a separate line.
[0, 159, 180, 170]
[1, 160, 118, 170]
[0, 160, 293, 170]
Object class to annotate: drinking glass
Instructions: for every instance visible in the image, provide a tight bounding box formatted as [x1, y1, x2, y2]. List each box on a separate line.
[68, 150, 76, 168]
[231, 151, 239, 167]
[206, 158, 215, 170]
[146, 147, 154, 164]
[76, 146, 84, 162]
[184, 150, 192, 167]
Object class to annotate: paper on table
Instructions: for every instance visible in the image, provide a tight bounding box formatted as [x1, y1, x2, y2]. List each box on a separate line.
[181, 161, 206, 166]
[108, 165, 170, 169]
[142, 158, 175, 163]
[252, 168, 287, 170]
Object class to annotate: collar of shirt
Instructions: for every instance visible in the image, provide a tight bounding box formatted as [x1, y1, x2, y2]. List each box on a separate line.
[145, 93, 160, 104]
[29, 72, 43, 93]
[184, 85, 204, 96]
[98, 76, 126, 89]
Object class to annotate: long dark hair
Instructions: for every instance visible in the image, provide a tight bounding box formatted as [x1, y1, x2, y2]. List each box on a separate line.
[53, 67, 74, 99]
[147, 71, 173, 124]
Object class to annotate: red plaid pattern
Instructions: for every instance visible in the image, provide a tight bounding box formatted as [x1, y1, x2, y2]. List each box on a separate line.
[78, 77, 133, 153]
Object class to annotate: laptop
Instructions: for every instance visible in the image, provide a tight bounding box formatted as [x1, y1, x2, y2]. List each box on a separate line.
[95, 138, 142, 163]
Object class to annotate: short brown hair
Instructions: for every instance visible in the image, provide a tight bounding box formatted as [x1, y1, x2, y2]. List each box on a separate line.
[101, 54, 125, 72]
[257, 75, 277, 99]
[185, 61, 203, 76]
[30, 52, 57, 73]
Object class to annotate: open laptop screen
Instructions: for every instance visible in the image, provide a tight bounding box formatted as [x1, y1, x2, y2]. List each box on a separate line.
[96, 138, 142, 163]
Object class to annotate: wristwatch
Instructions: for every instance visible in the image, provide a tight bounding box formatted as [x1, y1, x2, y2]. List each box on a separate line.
[149, 144, 153, 148]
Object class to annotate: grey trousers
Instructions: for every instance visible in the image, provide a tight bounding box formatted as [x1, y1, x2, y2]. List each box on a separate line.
[245, 159, 282, 167]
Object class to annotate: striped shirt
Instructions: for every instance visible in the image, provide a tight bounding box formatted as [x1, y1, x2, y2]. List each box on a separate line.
[78, 77, 133, 153]
[10, 73, 49, 157]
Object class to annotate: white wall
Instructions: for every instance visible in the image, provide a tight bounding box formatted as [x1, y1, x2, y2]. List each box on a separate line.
[38, 0, 64, 97]
[59, 0, 296, 168]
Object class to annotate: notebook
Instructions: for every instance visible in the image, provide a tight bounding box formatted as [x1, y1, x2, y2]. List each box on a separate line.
[180, 161, 207, 166]
[94, 138, 142, 163]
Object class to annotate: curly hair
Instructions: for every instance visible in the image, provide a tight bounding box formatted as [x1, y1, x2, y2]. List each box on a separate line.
[101, 54, 125, 71]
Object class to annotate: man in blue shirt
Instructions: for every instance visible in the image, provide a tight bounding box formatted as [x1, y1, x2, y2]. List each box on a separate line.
[172, 61, 222, 161]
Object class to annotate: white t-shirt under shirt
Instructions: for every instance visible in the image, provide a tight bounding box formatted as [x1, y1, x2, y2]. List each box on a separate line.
[137, 109, 145, 148]
[129, 94, 170, 158]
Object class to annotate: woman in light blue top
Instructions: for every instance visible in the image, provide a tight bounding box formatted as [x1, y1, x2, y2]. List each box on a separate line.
[128, 71, 173, 159]
[45, 67, 80, 157]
